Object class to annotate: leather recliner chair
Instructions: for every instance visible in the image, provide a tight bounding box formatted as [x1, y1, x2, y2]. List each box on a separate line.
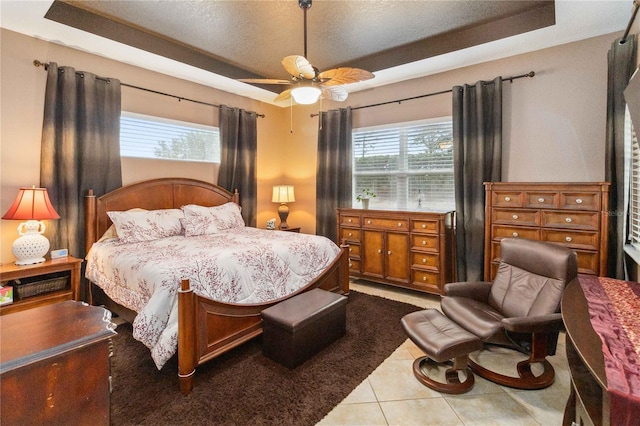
[441, 237, 578, 389]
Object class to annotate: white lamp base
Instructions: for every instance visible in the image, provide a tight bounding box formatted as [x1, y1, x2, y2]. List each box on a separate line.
[12, 221, 50, 265]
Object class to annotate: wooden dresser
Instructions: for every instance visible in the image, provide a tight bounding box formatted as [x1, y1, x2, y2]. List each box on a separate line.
[337, 208, 455, 295]
[1, 300, 116, 425]
[484, 182, 610, 280]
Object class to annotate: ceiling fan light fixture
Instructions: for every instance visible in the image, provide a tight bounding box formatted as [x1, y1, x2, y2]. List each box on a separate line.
[291, 85, 322, 104]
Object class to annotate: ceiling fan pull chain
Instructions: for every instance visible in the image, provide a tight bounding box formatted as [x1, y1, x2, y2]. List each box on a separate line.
[290, 96, 294, 134]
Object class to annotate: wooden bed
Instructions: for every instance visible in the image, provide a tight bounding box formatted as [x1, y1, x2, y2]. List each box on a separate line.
[84, 177, 349, 395]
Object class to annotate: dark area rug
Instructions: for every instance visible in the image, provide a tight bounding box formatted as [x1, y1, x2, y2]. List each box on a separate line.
[109, 290, 420, 425]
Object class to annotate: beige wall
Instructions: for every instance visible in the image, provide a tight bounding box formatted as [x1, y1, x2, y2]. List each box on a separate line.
[0, 27, 630, 265]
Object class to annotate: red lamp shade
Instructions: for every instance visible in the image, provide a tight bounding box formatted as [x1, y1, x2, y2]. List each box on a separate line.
[2, 187, 60, 220]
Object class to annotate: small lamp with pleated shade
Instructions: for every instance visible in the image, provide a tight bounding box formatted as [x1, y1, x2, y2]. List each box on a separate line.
[2, 187, 60, 265]
[271, 185, 295, 230]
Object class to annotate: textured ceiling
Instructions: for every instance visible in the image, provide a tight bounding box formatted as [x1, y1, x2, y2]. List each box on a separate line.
[48, 1, 555, 83]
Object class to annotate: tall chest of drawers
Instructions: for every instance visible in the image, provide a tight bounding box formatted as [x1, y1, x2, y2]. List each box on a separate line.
[337, 209, 455, 295]
[484, 182, 610, 280]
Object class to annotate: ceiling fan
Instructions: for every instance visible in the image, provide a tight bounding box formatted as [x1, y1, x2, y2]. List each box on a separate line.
[239, 0, 374, 104]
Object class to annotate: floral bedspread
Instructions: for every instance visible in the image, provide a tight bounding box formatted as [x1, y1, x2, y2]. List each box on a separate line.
[85, 227, 340, 369]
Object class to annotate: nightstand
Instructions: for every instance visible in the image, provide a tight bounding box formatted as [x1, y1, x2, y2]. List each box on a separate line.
[0, 257, 82, 315]
[281, 227, 301, 233]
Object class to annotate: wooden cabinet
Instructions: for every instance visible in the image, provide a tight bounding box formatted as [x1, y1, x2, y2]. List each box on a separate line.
[337, 209, 455, 295]
[0, 257, 82, 316]
[1, 300, 116, 425]
[484, 182, 609, 280]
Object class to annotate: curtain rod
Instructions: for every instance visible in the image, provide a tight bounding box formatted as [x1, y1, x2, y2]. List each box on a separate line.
[310, 71, 535, 118]
[33, 60, 266, 118]
[621, 0, 640, 44]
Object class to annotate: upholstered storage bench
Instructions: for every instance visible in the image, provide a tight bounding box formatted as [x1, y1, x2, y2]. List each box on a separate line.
[261, 288, 348, 368]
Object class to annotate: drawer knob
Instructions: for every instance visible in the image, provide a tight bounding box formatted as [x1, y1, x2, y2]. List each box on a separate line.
[422, 258, 427, 263]
[349, 247, 352, 252]
[348, 218, 352, 223]
[367, 220, 371, 224]
[576, 198, 583, 204]
[538, 197, 545, 203]
[388, 250, 392, 255]
[422, 240, 427, 245]
[398, 222, 402, 227]
[378, 249, 382, 254]
[513, 232, 519, 237]
[512, 214, 518, 220]
[504, 196, 511, 202]
[565, 217, 572, 223]
[421, 224, 426, 229]
[348, 232, 352, 237]
[565, 236, 572, 242]
[422, 276, 427, 281]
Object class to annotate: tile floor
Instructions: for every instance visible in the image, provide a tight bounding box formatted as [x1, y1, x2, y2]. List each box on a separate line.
[318, 280, 570, 426]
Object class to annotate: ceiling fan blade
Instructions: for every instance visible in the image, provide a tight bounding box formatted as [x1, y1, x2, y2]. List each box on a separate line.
[321, 85, 348, 102]
[317, 68, 375, 86]
[274, 88, 293, 102]
[282, 55, 316, 79]
[238, 78, 292, 85]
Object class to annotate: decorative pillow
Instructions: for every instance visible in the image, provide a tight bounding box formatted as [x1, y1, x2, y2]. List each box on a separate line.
[181, 202, 245, 236]
[107, 208, 184, 243]
[98, 208, 148, 242]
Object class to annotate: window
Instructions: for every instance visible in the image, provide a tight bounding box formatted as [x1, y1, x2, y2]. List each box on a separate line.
[352, 118, 455, 210]
[120, 112, 220, 162]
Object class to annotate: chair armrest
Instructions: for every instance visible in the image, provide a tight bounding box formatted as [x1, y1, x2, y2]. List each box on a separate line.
[444, 281, 493, 302]
[501, 313, 564, 334]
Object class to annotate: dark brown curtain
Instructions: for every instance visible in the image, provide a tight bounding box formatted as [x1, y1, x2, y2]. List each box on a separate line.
[218, 105, 257, 227]
[316, 107, 352, 242]
[40, 62, 122, 268]
[452, 77, 502, 281]
[605, 34, 637, 279]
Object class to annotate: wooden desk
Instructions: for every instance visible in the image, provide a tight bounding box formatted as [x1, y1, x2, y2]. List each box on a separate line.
[562, 279, 609, 426]
[1, 300, 116, 425]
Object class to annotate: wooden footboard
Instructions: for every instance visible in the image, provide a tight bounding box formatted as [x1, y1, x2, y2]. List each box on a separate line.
[177, 243, 350, 395]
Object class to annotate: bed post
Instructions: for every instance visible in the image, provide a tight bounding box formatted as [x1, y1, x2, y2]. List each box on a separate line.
[178, 279, 197, 395]
[339, 240, 350, 294]
[85, 189, 97, 256]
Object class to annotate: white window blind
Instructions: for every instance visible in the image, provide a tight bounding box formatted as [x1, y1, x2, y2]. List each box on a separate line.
[630, 120, 639, 248]
[120, 112, 220, 162]
[353, 119, 454, 210]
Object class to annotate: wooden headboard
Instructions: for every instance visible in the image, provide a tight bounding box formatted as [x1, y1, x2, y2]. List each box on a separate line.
[85, 178, 239, 255]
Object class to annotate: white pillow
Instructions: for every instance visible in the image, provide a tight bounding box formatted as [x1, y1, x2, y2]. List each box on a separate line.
[107, 208, 184, 243]
[98, 208, 148, 242]
[181, 202, 245, 236]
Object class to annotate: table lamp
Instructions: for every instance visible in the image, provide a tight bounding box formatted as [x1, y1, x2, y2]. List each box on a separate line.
[2, 186, 60, 265]
[272, 185, 295, 229]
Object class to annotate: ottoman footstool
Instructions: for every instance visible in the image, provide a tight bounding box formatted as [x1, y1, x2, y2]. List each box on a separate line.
[401, 309, 483, 394]
[261, 288, 347, 369]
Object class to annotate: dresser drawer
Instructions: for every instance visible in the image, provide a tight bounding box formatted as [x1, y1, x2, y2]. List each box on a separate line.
[492, 209, 539, 226]
[411, 234, 439, 251]
[542, 211, 599, 230]
[492, 225, 540, 240]
[411, 252, 440, 269]
[348, 258, 361, 273]
[524, 191, 558, 209]
[492, 191, 524, 207]
[340, 228, 361, 241]
[411, 269, 440, 287]
[347, 244, 361, 257]
[340, 215, 361, 226]
[411, 219, 439, 234]
[542, 230, 599, 251]
[576, 250, 599, 275]
[362, 217, 409, 231]
[559, 192, 600, 211]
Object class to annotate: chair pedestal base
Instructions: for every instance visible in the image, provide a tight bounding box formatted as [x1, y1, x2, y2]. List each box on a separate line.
[468, 357, 555, 390]
[412, 355, 475, 394]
